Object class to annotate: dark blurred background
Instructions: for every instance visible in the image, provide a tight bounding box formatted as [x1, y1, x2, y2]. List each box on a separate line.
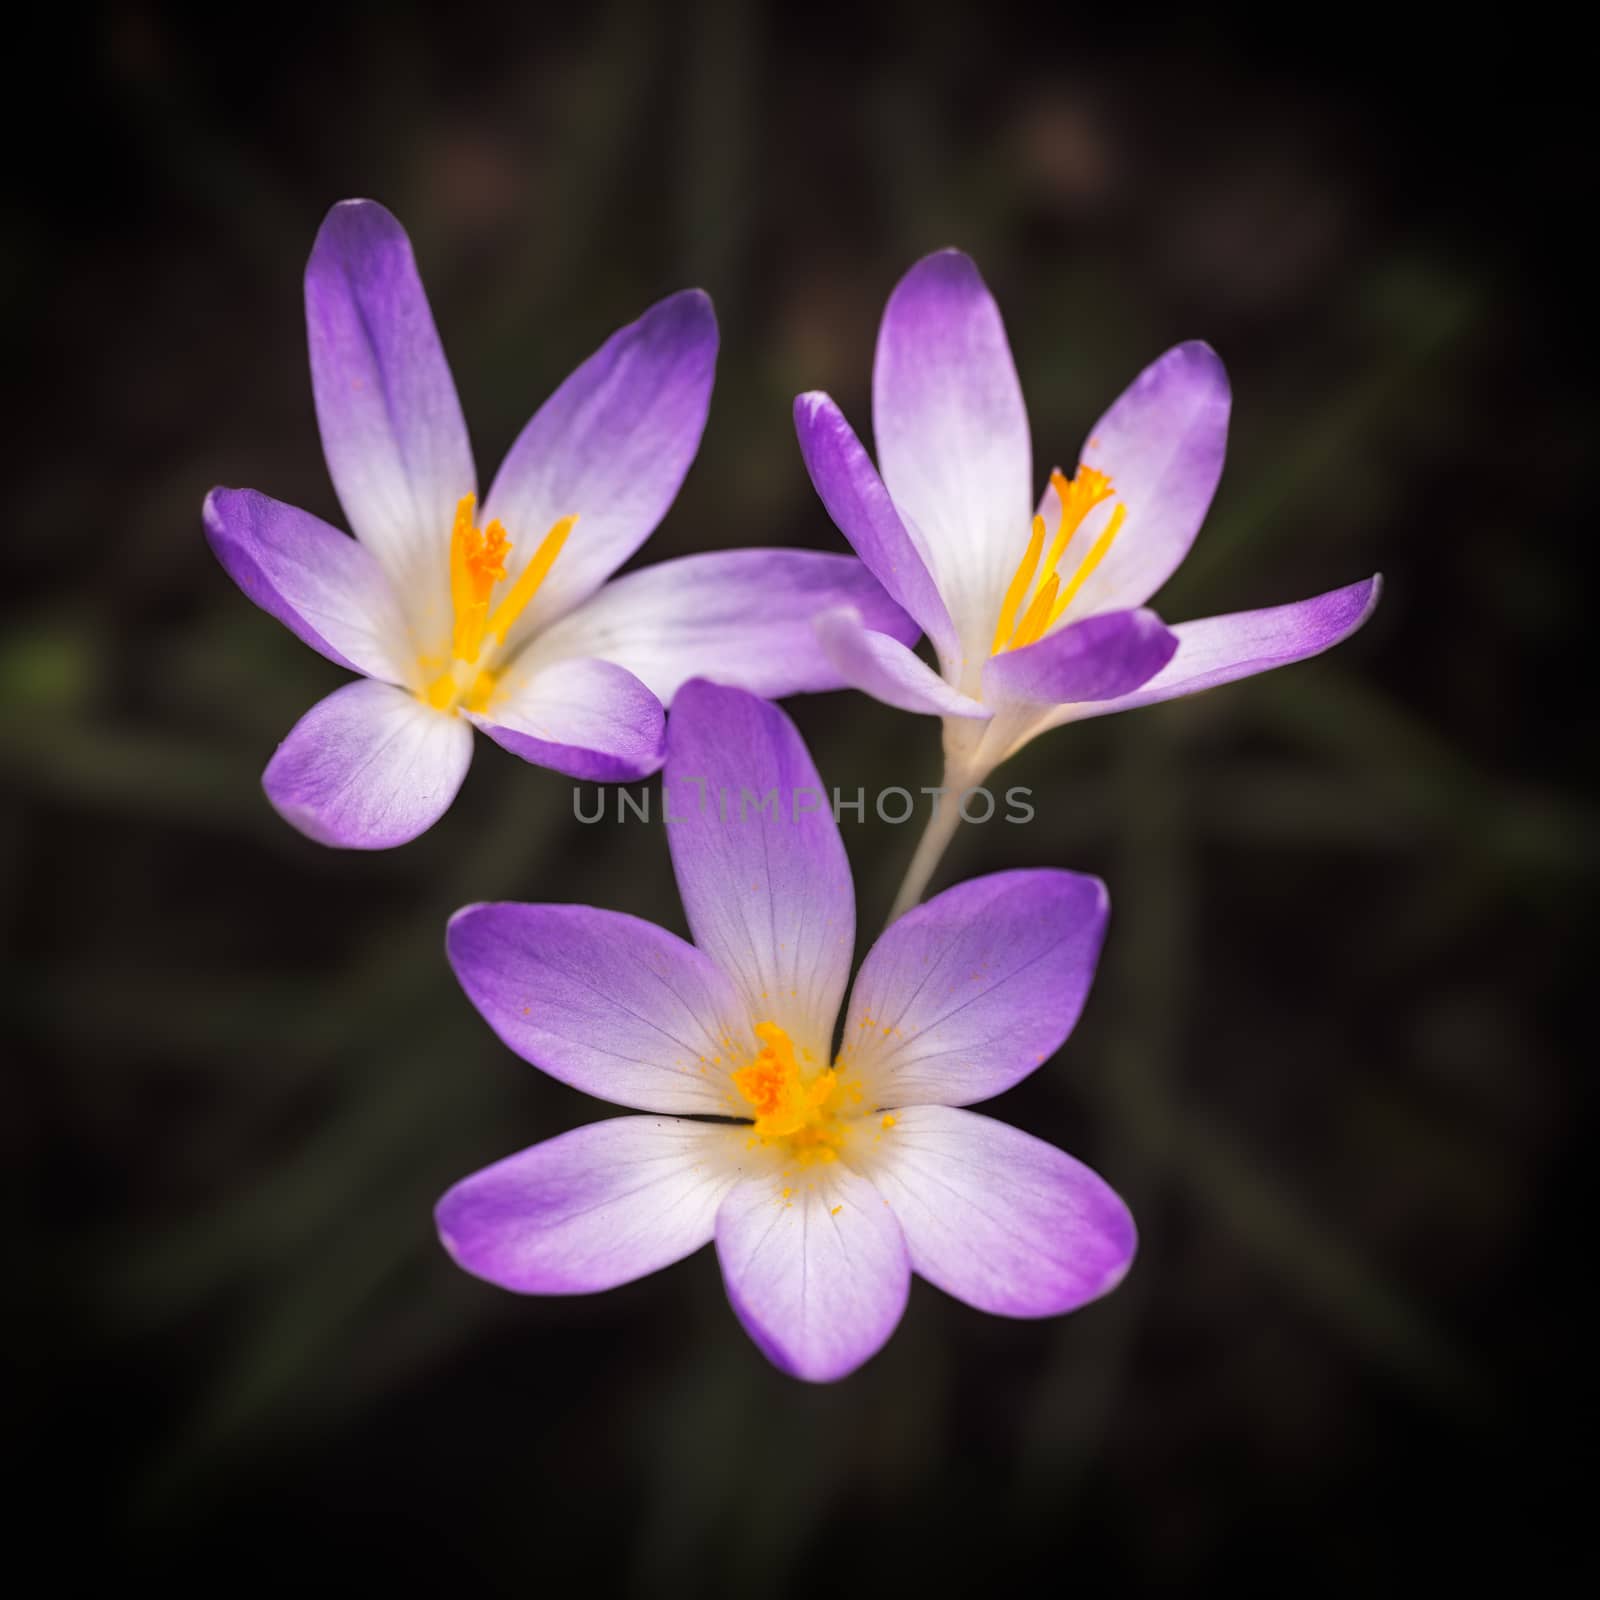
[3, 2, 1590, 1590]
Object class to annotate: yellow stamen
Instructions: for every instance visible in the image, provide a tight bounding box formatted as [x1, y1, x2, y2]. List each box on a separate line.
[992, 463, 1123, 654]
[990, 515, 1046, 654]
[733, 1021, 857, 1164]
[483, 514, 577, 649]
[1047, 502, 1127, 627]
[1038, 468, 1088, 574]
[460, 669, 500, 715]
[448, 495, 511, 663]
[424, 497, 577, 714]
[1009, 571, 1059, 651]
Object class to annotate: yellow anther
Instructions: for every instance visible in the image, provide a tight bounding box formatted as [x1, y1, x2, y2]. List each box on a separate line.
[733, 1022, 802, 1125]
[483, 514, 577, 649]
[424, 498, 577, 714]
[732, 1021, 859, 1165]
[991, 515, 1046, 654]
[1040, 467, 1105, 574]
[1048, 502, 1127, 627]
[447, 495, 511, 663]
[993, 463, 1124, 654]
[1009, 571, 1059, 651]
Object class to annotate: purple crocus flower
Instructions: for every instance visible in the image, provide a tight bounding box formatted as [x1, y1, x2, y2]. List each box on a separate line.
[437, 679, 1133, 1382]
[205, 200, 910, 848]
[794, 250, 1381, 912]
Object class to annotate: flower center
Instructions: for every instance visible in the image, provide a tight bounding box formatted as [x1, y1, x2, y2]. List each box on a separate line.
[991, 464, 1127, 654]
[422, 494, 577, 713]
[732, 1021, 862, 1165]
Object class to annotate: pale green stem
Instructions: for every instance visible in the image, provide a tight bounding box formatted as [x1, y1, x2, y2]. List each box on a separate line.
[885, 758, 982, 926]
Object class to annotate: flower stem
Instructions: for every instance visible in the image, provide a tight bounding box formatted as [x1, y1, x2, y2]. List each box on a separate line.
[885, 766, 973, 926]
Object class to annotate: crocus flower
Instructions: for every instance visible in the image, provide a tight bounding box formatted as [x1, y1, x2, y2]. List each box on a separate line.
[205, 200, 910, 848]
[794, 250, 1381, 910]
[437, 679, 1134, 1382]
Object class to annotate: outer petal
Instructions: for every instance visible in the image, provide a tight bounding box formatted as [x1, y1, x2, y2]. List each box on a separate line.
[813, 608, 991, 720]
[305, 199, 474, 634]
[1044, 576, 1383, 727]
[873, 251, 1031, 652]
[527, 549, 918, 706]
[436, 1116, 744, 1294]
[842, 869, 1108, 1106]
[482, 290, 717, 642]
[792, 391, 958, 661]
[204, 487, 413, 684]
[663, 680, 853, 1060]
[471, 657, 665, 782]
[262, 680, 471, 848]
[1056, 340, 1231, 614]
[981, 607, 1177, 707]
[446, 902, 751, 1115]
[716, 1165, 910, 1382]
[867, 1106, 1135, 1317]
